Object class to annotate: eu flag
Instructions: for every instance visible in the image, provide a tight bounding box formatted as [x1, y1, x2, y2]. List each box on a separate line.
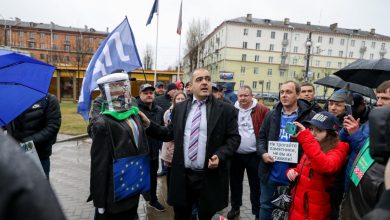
[146, 0, 158, 26]
[77, 17, 142, 121]
[113, 154, 150, 201]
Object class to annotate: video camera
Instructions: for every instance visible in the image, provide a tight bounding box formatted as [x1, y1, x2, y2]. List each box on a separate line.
[369, 105, 390, 165]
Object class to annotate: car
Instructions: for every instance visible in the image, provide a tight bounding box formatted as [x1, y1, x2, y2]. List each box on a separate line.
[255, 93, 279, 103]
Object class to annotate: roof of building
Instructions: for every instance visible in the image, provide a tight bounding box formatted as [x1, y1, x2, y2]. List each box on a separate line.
[3, 18, 107, 35]
[225, 16, 390, 40]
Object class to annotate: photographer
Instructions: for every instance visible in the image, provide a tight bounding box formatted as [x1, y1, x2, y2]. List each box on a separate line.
[362, 105, 390, 219]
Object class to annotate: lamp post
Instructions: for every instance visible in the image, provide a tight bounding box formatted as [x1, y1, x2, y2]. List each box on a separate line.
[304, 32, 312, 82]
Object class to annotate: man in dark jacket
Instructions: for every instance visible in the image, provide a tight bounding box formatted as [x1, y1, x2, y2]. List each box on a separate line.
[299, 82, 323, 113]
[141, 68, 240, 220]
[227, 85, 269, 220]
[257, 81, 315, 220]
[155, 83, 177, 112]
[7, 93, 61, 179]
[0, 130, 66, 220]
[136, 83, 166, 212]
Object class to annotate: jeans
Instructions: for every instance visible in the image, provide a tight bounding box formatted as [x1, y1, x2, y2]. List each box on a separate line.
[259, 179, 277, 220]
[40, 158, 50, 179]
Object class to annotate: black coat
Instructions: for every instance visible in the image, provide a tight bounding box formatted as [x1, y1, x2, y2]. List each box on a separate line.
[155, 93, 172, 113]
[89, 114, 149, 214]
[257, 99, 316, 182]
[0, 131, 66, 220]
[8, 94, 61, 160]
[136, 99, 164, 160]
[147, 96, 241, 213]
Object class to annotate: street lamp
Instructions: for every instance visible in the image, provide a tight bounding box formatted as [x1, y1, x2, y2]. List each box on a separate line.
[304, 32, 312, 82]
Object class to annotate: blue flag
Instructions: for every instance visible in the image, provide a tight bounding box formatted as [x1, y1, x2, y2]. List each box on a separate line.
[146, 0, 158, 25]
[77, 17, 142, 121]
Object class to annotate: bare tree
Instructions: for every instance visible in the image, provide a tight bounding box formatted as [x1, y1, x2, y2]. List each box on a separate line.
[142, 44, 154, 70]
[184, 18, 209, 73]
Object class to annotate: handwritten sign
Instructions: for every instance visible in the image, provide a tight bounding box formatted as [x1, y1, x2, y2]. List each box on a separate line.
[268, 141, 299, 163]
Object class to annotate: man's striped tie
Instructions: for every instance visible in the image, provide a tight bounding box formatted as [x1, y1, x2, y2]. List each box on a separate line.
[188, 100, 205, 161]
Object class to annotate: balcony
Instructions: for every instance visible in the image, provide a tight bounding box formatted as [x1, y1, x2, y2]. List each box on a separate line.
[360, 46, 367, 53]
[380, 48, 387, 56]
[281, 52, 288, 58]
[279, 64, 289, 70]
[282, 39, 289, 46]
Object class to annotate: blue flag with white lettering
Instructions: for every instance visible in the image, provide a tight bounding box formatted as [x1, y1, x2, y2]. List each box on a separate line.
[77, 17, 142, 121]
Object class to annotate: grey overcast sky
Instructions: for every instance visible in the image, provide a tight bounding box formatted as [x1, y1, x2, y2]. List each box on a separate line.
[2, 0, 389, 69]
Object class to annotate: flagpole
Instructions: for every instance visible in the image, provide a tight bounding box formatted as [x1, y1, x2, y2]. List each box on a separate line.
[154, 2, 159, 86]
[177, 34, 181, 80]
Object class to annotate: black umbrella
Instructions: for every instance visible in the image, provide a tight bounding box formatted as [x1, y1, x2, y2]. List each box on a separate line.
[314, 75, 377, 99]
[334, 58, 390, 88]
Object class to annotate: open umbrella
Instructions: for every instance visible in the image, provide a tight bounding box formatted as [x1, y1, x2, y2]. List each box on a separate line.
[0, 49, 55, 126]
[334, 58, 390, 88]
[314, 75, 377, 99]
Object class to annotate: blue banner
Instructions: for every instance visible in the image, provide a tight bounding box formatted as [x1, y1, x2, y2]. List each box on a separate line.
[77, 17, 142, 121]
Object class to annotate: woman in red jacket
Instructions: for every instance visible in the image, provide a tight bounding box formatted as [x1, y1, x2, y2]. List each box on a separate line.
[287, 111, 349, 220]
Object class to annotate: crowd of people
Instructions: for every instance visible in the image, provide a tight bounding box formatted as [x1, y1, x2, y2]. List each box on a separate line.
[3, 67, 390, 220]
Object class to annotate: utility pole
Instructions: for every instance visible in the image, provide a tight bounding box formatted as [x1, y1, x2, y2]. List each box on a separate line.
[305, 32, 312, 82]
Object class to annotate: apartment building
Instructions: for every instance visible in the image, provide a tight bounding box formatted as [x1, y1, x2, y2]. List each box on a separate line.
[186, 14, 390, 96]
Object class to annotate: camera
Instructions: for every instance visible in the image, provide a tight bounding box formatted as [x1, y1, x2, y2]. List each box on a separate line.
[369, 105, 390, 165]
[285, 122, 297, 135]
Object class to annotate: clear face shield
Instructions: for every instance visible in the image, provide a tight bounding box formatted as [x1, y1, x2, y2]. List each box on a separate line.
[97, 74, 132, 112]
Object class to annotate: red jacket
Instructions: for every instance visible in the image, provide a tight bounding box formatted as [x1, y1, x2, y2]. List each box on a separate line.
[288, 129, 349, 220]
[251, 103, 269, 138]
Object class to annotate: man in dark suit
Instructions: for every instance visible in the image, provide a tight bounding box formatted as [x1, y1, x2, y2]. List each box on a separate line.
[140, 68, 241, 220]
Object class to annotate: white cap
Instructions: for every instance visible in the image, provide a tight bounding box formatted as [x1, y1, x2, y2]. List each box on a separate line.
[97, 73, 129, 85]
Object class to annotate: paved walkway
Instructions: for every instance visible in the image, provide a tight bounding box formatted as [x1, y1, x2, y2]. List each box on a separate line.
[50, 135, 257, 220]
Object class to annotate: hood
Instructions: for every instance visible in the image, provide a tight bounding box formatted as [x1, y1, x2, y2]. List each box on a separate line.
[234, 98, 257, 111]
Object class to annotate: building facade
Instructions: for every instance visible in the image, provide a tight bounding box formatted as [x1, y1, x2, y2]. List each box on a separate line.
[185, 14, 390, 97]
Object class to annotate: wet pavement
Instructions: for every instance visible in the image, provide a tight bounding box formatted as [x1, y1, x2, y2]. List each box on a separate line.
[50, 134, 257, 220]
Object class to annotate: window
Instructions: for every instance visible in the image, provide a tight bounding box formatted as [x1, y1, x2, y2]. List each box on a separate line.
[371, 42, 376, 49]
[53, 55, 58, 62]
[315, 60, 320, 66]
[53, 44, 58, 50]
[240, 80, 245, 87]
[280, 71, 285, 77]
[326, 61, 331, 68]
[271, 31, 275, 39]
[381, 43, 386, 50]
[242, 41, 248, 49]
[257, 30, 261, 37]
[19, 31, 24, 37]
[294, 33, 300, 40]
[281, 58, 286, 64]
[317, 36, 322, 43]
[316, 47, 322, 54]
[40, 54, 45, 59]
[255, 43, 260, 50]
[340, 39, 345, 45]
[283, 33, 288, 40]
[267, 69, 272, 76]
[240, 66, 246, 73]
[360, 53, 364, 59]
[268, 56, 273, 63]
[19, 41, 24, 47]
[361, 41, 366, 47]
[65, 34, 70, 41]
[64, 56, 70, 62]
[329, 37, 334, 44]
[243, 29, 248, 36]
[253, 81, 257, 89]
[254, 67, 259, 74]
[40, 43, 45, 49]
[349, 51, 353, 58]
[254, 55, 260, 62]
[266, 81, 271, 90]
[282, 47, 287, 55]
[242, 54, 247, 61]
[338, 62, 342, 68]
[327, 49, 332, 56]
[40, 33, 45, 38]
[293, 46, 298, 53]
[339, 50, 344, 57]
[29, 32, 35, 39]
[53, 34, 59, 40]
[292, 58, 298, 65]
[64, 45, 70, 51]
[351, 40, 355, 47]
[28, 42, 35, 48]
[370, 53, 374, 59]
[269, 44, 274, 51]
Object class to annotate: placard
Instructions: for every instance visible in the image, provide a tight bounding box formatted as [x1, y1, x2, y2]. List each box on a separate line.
[268, 141, 298, 163]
